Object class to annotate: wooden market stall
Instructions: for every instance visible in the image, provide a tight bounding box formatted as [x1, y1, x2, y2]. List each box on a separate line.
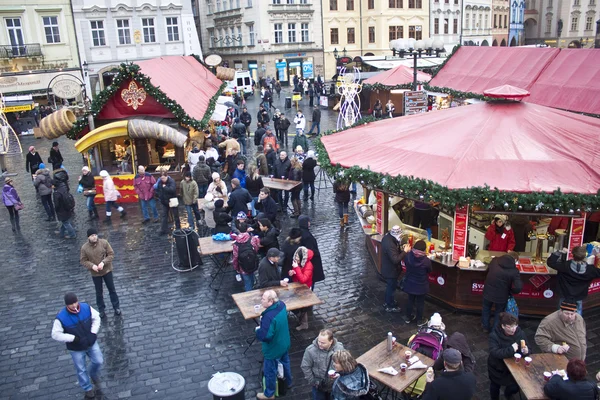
[320, 86, 600, 316]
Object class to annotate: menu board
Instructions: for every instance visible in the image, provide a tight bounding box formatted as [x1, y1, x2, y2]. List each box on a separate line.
[568, 215, 586, 258]
[403, 91, 428, 115]
[452, 205, 469, 262]
[376, 191, 384, 235]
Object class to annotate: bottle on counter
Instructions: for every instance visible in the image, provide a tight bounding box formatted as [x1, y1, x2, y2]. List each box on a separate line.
[387, 332, 393, 351]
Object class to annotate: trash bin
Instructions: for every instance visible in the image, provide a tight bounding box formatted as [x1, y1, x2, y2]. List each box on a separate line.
[208, 372, 245, 400]
[285, 97, 292, 109]
[172, 228, 202, 272]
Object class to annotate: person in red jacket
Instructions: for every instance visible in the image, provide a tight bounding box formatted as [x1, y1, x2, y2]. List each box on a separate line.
[288, 246, 314, 331]
[486, 214, 516, 252]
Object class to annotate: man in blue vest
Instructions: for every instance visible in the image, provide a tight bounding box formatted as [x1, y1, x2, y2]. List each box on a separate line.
[51, 292, 103, 399]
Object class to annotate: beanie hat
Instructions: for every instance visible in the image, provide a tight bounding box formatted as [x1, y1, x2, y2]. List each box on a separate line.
[38, 163, 46, 169]
[428, 312, 445, 330]
[211, 172, 220, 180]
[52, 141, 59, 147]
[87, 228, 98, 237]
[443, 348, 462, 364]
[414, 240, 427, 252]
[64, 292, 78, 305]
[267, 248, 283, 258]
[560, 300, 578, 312]
[306, 150, 315, 159]
[99, 170, 109, 177]
[236, 211, 247, 220]
[494, 214, 508, 224]
[390, 225, 403, 239]
[257, 145, 264, 152]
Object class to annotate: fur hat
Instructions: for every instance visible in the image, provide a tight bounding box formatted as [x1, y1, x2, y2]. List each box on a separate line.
[494, 214, 508, 224]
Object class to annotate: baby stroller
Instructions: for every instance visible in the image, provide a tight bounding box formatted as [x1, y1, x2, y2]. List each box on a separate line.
[401, 327, 446, 399]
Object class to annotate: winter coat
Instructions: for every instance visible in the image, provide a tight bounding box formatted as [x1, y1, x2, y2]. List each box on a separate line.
[49, 148, 63, 170]
[433, 332, 476, 373]
[331, 364, 370, 400]
[26, 151, 43, 174]
[262, 134, 279, 152]
[547, 251, 600, 301]
[333, 181, 351, 204]
[207, 180, 228, 199]
[422, 370, 477, 400]
[294, 114, 306, 130]
[53, 182, 73, 222]
[483, 255, 523, 304]
[155, 176, 177, 206]
[240, 111, 252, 126]
[543, 374, 598, 400]
[380, 233, 407, 279]
[487, 324, 529, 387]
[231, 232, 260, 274]
[181, 179, 199, 206]
[274, 156, 291, 180]
[203, 200, 216, 228]
[187, 149, 203, 171]
[258, 226, 280, 256]
[246, 176, 264, 197]
[232, 168, 247, 188]
[219, 138, 240, 156]
[312, 108, 321, 123]
[133, 173, 156, 201]
[257, 110, 270, 125]
[281, 235, 302, 279]
[232, 122, 246, 139]
[485, 224, 516, 252]
[293, 134, 309, 152]
[213, 205, 233, 234]
[258, 256, 281, 288]
[52, 168, 69, 189]
[403, 249, 432, 295]
[279, 117, 291, 131]
[256, 300, 290, 360]
[292, 247, 314, 288]
[288, 168, 302, 193]
[255, 127, 266, 146]
[302, 157, 317, 182]
[2, 183, 20, 206]
[272, 114, 281, 130]
[301, 337, 344, 390]
[79, 172, 96, 190]
[266, 149, 277, 174]
[227, 186, 252, 217]
[535, 310, 587, 361]
[34, 169, 54, 196]
[102, 177, 120, 202]
[256, 153, 269, 176]
[80, 239, 115, 277]
[298, 216, 325, 284]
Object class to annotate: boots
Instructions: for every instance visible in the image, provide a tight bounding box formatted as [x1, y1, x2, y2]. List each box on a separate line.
[291, 199, 301, 218]
[340, 217, 345, 227]
[103, 212, 112, 224]
[87, 210, 94, 221]
[296, 312, 308, 331]
[343, 214, 349, 226]
[91, 208, 99, 220]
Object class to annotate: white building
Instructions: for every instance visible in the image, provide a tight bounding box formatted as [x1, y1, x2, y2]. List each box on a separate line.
[71, 0, 203, 98]
[463, 0, 494, 45]
[198, 0, 324, 86]
[430, 0, 462, 48]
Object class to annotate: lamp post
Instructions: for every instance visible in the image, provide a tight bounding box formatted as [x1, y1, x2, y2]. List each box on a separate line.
[333, 47, 339, 59]
[389, 38, 445, 91]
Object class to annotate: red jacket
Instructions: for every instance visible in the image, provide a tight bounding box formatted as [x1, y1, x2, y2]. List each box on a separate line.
[292, 249, 314, 288]
[485, 224, 516, 252]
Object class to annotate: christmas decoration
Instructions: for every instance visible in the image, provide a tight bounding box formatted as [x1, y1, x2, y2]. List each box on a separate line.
[120, 81, 147, 110]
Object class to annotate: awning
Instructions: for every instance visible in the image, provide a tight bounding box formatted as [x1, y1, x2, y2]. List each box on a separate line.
[363, 65, 431, 87]
[363, 57, 446, 71]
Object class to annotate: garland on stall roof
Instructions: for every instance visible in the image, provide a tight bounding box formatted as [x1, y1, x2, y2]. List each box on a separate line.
[423, 83, 490, 101]
[66, 60, 227, 140]
[362, 82, 421, 92]
[314, 117, 600, 213]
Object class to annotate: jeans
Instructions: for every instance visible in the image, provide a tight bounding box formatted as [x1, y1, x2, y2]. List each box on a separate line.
[85, 195, 97, 212]
[140, 198, 159, 220]
[307, 121, 320, 135]
[238, 137, 247, 155]
[385, 278, 397, 307]
[92, 271, 120, 313]
[70, 342, 103, 392]
[105, 201, 123, 216]
[303, 181, 315, 199]
[264, 352, 293, 398]
[405, 294, 426, 321]
[41, 194, 55, 217]
[185, 204, 201, 229]
[482, 299, 507, 331]
[277, 190, 289, 207]
[312, 386, 331, 400]
[198, 184, 208, 199]
[59, 218, 77, 238]
[559, 298, 583, 315]
[336, 202, 349, 218]
[277, 129, 288, 145]
[251, 197, 258, 217]
[489, 380, 519, 400]
[241, 273, 255, 292]
[161, 203, 181, 233]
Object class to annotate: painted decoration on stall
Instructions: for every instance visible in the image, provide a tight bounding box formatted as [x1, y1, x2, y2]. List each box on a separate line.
[93, 176, 138, 204]
[471, 279, 553, 299]
[121, 81, 147, 110]
[376, 191, 384, 235]
[589, 279, 600, 294]
[568, 215, 586, 258]
[452, 205, 469, 262]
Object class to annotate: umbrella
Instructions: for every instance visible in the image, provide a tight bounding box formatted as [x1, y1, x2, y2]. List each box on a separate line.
[224, 101, 239, 112]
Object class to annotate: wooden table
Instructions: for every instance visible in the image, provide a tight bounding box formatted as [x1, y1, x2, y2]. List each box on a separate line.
[261, 177, 302, 191]
[231, 282, 323, 320]
[357, 340, 434, 395]
[504, 353, 568, 400]
[198, 237, 234, 291]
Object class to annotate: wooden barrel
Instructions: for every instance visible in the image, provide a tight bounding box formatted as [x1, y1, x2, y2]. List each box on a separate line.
[216, 66, 235, 81]
[127, 119, 187, 147]
[40, 108, 76, 139]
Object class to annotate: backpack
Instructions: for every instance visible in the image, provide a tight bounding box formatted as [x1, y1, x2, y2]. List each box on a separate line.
[236, 240, 258, 273]
[408, 328, 445, 360]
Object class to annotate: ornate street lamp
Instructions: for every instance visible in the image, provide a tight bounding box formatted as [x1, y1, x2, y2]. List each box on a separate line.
[389, 37, 446, 90]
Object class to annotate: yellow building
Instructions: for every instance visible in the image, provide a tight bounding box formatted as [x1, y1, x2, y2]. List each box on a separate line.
[323, 0, 430, 79]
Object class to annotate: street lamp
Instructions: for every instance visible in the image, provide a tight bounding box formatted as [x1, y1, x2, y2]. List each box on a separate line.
[333, 48, 339, 59]
[390, 37, 445, 90]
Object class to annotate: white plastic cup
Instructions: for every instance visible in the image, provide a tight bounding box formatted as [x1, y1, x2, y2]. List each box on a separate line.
[543, 372, 552, 381]
[235, 274, 242, 282]
[254, 305, 261, 314]
[524, 357, 532, 367]
[405, 350, 412, 361]
[514, 353, 522, 363]
[283, 278, 289, 283]
[328, 370, 336, 379]
[400, 363, 407, 374]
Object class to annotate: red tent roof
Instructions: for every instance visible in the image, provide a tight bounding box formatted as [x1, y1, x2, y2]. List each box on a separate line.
[363, 65, 431, 87]
[483, 84, 530, 100]
[136, 56, 223, 121]
[428, 47, 559, 94]
[321, 102, 600, 194]
[526, 49, 600, 115]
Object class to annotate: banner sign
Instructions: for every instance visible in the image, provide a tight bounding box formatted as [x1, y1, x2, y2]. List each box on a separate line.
[452, 205, 469, 262]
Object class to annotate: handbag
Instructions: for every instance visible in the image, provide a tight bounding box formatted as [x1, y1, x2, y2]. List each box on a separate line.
[14, 202, 24, 211]
[506, 295, 519, 318]
[169, 197, 179, 208]
[83, 189, 97, 197]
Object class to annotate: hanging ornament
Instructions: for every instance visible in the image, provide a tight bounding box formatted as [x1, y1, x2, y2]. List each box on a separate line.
[554, 208, 560, 213]
[568, 209, 574, 214]
[535, 201, 544, 211]
[504, 202, 509, 210]
[419, 195, 424, 200]
[518, 205, 523, 210]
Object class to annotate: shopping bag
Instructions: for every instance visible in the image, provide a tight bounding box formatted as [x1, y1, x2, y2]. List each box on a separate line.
[506, 296, 519, 318]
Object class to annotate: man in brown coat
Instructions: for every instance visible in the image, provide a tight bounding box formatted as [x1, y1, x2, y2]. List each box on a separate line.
[534, 301, 586, 361]
[80, 228, 121, 319]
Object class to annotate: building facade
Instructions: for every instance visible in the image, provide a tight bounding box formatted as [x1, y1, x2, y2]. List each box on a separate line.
[0, 0, 81, 99]
[72, 0, 202, 98]
[463, 0, 494, 45]
[492, 0, 510, 45]
[509, 0, 526, 45]
[198, 0, 324, 86]
[430, 0, 462, 48]
[322, 0, 430, 79]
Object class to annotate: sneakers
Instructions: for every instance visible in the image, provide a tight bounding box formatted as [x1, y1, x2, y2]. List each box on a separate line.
[256, 393, 275, 400]
[85, 388, 95, 398]
[120, 210, 127, 218]
[142, 219, 150, 224]
[99, 311, 106, 319]
[384, 306, 402, 313]
[114, 308, 122, 316]
[404, 315, 416, 324]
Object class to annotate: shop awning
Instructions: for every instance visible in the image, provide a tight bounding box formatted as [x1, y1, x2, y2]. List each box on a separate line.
[363, 65, 431, 87]
[321, 101, 600, 194]
[363, 57, 445, 71]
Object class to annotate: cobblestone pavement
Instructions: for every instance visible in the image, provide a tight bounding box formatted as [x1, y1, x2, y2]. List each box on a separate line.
[1, 89, 598, 400]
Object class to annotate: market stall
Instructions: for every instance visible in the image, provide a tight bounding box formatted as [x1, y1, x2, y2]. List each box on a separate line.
[320, 86, 600, 315]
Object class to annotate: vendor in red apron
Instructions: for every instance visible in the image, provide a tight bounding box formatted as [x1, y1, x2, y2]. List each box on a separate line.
[485, 214, 516, 252]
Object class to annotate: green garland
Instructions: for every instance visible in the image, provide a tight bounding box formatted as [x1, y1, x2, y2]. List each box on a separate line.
[422, 84, 490, 101]
[66, 59, 227, 140]
[315, 118, 600, 213]
[362, 82, 421, 92]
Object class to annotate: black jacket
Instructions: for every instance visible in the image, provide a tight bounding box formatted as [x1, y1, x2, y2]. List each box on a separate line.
[433, 332, 475, 373]
[79, 173, 96, 190]
[155, 177, 177, 206]
[257, 110, 270, 125]
[543, 375, 598, 400]
[298, 216, 325, 284]
[258, 257, 281, 288]
[279, 118, 291, 131]
[312, 108, 321, 123]
[232, 122, 246, 139]
[227, 186, 252, 217]
[49, 148, 63, 170]
[302, 157, 317, 182]
[240, 111, 252, 126]
[53, 182, 74, 222]
[25, 152, 43, 173]
[255, 195, 278, 223]
[213, 206, 233, 234]
[483, 255, 523, 304]
[258, 226, 280, 257]
[547, 251, 600, 301]
[274, 157, 291, 180]
[281, 236, 302, 279]
[272, 114, 281, 130]
[333, 180, 351, 203]
[254, 127, 266, 146]
[422, 370, 477, 400]
[487, 324, 529, 386]
[52, 168, 69, 189]
[266, 149, 277, 174]
[380, 233, 407, 279]
[246, 176, 264, 197]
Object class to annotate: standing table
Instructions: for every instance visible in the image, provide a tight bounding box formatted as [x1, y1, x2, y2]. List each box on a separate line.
[261, 177, 302, 192]
[198, 237, 234, 291]
[504, 353, 568, 400]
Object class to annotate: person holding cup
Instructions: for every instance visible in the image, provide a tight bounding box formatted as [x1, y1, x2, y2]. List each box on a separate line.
[488, 312, 530, 400]
[301, 329, 344, 400]
[543, 359, 598, 399]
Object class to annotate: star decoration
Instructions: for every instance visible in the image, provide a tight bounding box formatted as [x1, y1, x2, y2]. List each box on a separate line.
[121, 80, 146, 110]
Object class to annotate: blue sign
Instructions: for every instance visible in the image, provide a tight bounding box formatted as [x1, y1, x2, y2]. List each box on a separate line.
[289, 62, 301, 68]
[284, 52, 306, 58]
[276, 62, 287, 69]
[302, 62, 313, 79]
[248, 63, 258, 69]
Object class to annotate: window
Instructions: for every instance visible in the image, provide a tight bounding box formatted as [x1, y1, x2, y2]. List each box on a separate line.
[479, 14, 482, 28]
[347, 27, 355, 43]
[369, 26, 375, 42]
[571, 16, 578, 30]
[444, 18, 449, 33]
[368, 0, 375, 8]
[494, 14, 497, 28]
[142, 18, 156, 42]
[484, 14, 489, 29]
[453, 18, 458, 33]
[247, 0, 252, 7]
[590, 0, 596, 5]
[434, 18, 439, 34]
[545, 17, 552, 33]
[454, 0, 458, 3]
[166, 17, 179, 41]
[43, 16, 60, 43]
[90, 20, 106, 46]
[330, 0, 338, 10]
[465, 14, 470, 29]
[301, 23, 309, 42]
[5, 18, 24, 55]
[347, 0, 354, 10]
[274, 23, 283, 43]
[216, 0, 221, 11]
[573, 0, 580, 5]
[299, 0, 307, 3]
[273, 0, 281, 3]
[287, 0, 294, 3]
[585, 16, 593, 30]
[408, 25, 422, 39]
[209, 29, 215, 47]
[288, 23, 296, 42]
[445, 0, 449, 3]
[389, 25, 403, 40]
[389, 0, 403, 7]
[116, 19, 131, 45]
[408, 0, 422, 8]
[249, 24, 255, 45]
[330, 28, 339, 44]
[237, 26, 242, 44]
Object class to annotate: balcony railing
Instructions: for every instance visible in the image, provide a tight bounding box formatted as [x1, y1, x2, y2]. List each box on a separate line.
[0, 44, 42, 59]
[267, 3, 314, 13]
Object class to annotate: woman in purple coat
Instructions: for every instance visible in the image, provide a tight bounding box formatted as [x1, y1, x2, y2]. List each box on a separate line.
[403, 240, 432, 325]
[2, 177, 22, 233]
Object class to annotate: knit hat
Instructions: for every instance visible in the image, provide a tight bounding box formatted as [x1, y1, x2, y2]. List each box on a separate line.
[267, 248, 283, 258]
[414, 240, 427, 252]
[560, 300, 578, 312]
[306, 150, 315, 159]
[390, 225, 402, 239]
[494, 214, 508, 224]
[99, 170, 109, 178]
[428, 312, 446, 330]
[64, 292, 78, 305]
[443, 348, 462, 364]
[211, 172, 220, 180]
[38, 163, 45, 169]
[87, 228, 98, 237]
[236, 211, 247, 220]
[257, 145, 264, 152]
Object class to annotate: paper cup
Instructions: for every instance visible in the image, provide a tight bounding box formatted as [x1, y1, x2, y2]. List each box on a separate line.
[392, 337, 397, 346]
[524, 357, 532, 367]
[254, 305, 261, 313]
[328, 370, 336, 379]
[514, 353, 522, 363]
[543, 372, 552, 381]
[405, 350, 412, 361]
[400, 363, 407, 374]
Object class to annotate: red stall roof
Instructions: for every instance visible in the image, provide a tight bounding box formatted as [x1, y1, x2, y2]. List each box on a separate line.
[322, 101, 600, 194]
[428, 47, 559, 94]
[363, 65, 431, 87]
[136, 56, 223, 121]
[526, 49, 600, 115]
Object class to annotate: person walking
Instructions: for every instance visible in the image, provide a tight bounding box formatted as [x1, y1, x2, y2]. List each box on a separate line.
[381, 225, 409, 312]
[482, 252, 522, 332]
[288, 157, 303, 218]
[80, 228, 121, 318]
[193, 155, 212, 199]
[133, 165, 159, 223]
[53, 170, 77, 239]
[25, 145, 43, 179]
[292, 129, 310, 153]
[307, 105, 321, 137]
[154, 172, 180, 235]
[256, 290, 293, 399]
[51, 292, 103, 399]
[403, 240, 433, 325]
[232, 118, 247, 156]
[302, 151, 317, 201]
[308, 84, 315, 107]
[278, 115, 291, 147]
[34, 163, 55, 221]
[99, 170, 126, 222]
[181, 171, 201, 230]
[301, 329, 344, 400]
[2, 177, 22, 233]
[78, 166, 99, 221]
[232, 222, 261, 291]
[240, 107, 252, 136]
[294, 110, 306, 136]
[48, 141, 64, 170]
[333, 178, 351, 227]
[274, 80, 282, 99]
